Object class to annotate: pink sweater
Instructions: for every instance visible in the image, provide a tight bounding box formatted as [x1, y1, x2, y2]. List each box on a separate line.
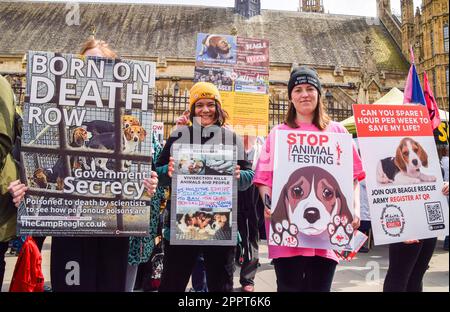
[253, 121, 366, 262]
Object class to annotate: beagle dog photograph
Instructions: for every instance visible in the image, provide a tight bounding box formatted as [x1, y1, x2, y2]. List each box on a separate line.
[32, 127, 91, 190]
[32, 168, 49, 189]
[72, 127, 90, 148]
[82, 115, 140, 135]
[271, 166, 354, 247]
[88, 124, 147, 172]
[198, 34, 234, 60]
[122, 115, 141, 129]
[70, 127, 91, 171]
[376, 137, 436, 185]
[123, 125, 147, 153]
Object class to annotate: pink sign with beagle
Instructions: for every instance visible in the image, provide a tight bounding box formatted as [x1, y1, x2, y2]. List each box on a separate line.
[270, 130, 360, 251]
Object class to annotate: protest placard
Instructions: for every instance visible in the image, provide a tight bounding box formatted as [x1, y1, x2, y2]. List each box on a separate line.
[434, 121, 449, 145]
[354, 104, 449, 245]
[270, 130, 362, 251]
[170, 143, 237, 246]
[18, 51, 156, 237]
[234, 36, 270, 95]
[194, 33, 269, 137]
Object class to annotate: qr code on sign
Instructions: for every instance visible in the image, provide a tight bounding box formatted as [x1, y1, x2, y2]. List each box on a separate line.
[424, 202, 444, 224]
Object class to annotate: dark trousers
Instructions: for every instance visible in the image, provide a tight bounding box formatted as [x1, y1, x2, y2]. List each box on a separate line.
[0, 241, 9, 288]
[33, 236, 46, 252]
[359, 220, 372, 249]
[50, 236, 129, 292]
[159, 239, 235, 292]
[191, 253, 208, 292]
[237, 205, 259, 286]
[237, 185, 262, 287]
[273, 256, 337, 292]
[359, 220, 372, 233]
[383, 237, 437, 292]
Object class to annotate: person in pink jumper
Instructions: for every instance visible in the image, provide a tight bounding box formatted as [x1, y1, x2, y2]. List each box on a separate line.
[253, 66, 366, 292]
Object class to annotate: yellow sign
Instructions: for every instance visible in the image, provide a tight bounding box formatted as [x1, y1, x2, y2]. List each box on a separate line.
[219, 91, 235, 121]
[220, 91, 269, 136]
[435, 122, 449, 144]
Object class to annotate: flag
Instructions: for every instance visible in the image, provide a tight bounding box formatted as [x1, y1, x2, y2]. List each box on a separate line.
[423, 71, 441, 129]
[403, 48, 426, 105]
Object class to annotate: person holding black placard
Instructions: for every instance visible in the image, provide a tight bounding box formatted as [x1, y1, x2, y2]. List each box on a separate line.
[8, 38, 160, 292]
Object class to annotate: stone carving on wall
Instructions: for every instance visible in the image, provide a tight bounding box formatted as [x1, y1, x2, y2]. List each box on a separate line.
[357, 36, 382, 103]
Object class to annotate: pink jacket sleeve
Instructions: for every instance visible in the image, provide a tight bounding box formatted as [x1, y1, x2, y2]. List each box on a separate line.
[253, 127, 276, 188]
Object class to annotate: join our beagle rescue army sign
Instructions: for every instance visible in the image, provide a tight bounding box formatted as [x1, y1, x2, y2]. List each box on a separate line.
[271, 130, 363, 251]
[354, 104, 449, 245]
[18, 51, 156, 237]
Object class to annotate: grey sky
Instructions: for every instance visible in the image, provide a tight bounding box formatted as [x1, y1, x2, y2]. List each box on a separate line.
[36, 0, 423, 18]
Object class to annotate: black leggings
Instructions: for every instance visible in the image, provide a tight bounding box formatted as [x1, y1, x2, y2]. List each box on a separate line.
[33, 236, 46, 252]
[383, 238, 437, 292]
[237, 199, 260, 287]
[273, 255, 337, 292]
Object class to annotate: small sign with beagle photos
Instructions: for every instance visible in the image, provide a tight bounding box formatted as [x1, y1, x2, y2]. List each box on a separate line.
[170, 143, 238, 246]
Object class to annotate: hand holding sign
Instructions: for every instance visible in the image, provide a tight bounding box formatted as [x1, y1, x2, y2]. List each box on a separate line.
[8, 180, 28, 208]
[351, 215, 361, 231]
[234, 164, 240, 180]
[168, 157, 175, 178]
[143, 171, 159, 197]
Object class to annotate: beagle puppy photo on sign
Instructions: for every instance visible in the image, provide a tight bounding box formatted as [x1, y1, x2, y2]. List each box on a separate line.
[82, 115, 140, 136]
[88, 124, 147, 172]
[376, 137, 436, 185]
[32, 126, 91, 190]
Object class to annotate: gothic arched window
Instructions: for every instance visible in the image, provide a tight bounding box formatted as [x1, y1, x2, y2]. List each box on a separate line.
[444, 23, 449, 53]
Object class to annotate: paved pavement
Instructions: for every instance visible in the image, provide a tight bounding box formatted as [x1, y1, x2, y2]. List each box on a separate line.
[2, 237, 448, 292]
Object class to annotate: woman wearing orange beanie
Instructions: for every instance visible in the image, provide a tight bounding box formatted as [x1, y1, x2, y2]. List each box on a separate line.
[155, 82, 254, 292]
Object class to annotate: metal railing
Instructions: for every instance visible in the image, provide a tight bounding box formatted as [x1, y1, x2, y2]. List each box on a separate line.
[6, 74, 354, 139]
